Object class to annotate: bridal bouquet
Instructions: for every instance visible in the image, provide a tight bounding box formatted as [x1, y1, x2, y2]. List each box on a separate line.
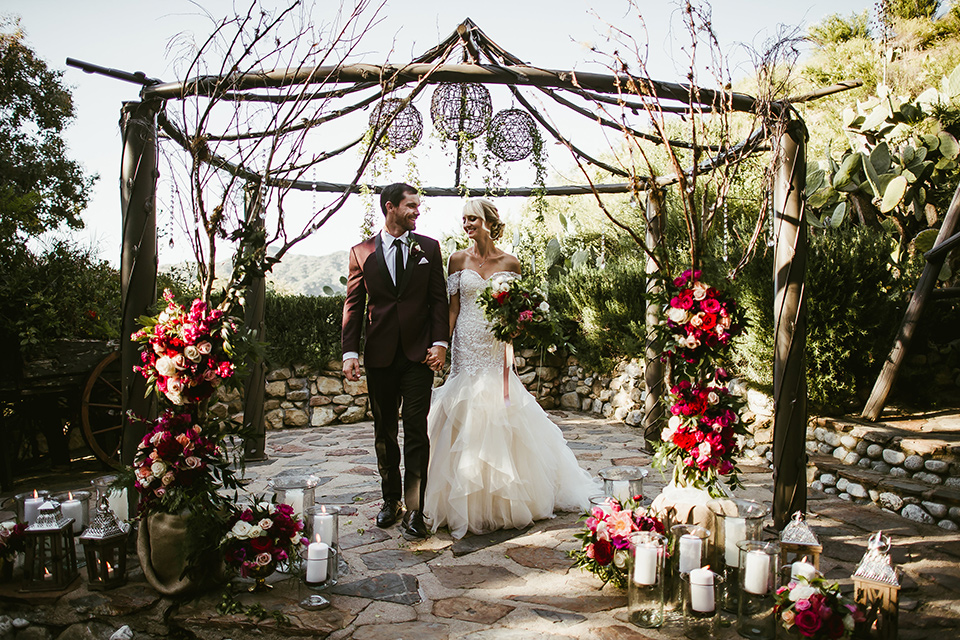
[775, 576, 865, 639]
[132, 289, 240, 406]
[221, 501, 307, 578]
[653, 369, 746, 496]
[571, 496, 664, 589]
[477, 274, 556, 347]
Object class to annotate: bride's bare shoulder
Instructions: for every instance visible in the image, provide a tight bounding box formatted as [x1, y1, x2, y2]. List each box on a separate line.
[447, 250, 468, 273]
[500, 252, 522, 274]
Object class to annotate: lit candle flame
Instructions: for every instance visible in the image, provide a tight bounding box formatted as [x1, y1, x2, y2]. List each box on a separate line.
[33, 489, 39, 499]
[321, 505, 327, 514]
[314, 533, 322, 544]
[801, 555, 808, 563]
[68, 491, 74, 501]
[43, 568, 52, 578]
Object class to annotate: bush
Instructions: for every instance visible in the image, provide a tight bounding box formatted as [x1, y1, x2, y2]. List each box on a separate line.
[552, 261, 648, 372]
[263, 292, 344, 369]
[735, 227, 901, 413]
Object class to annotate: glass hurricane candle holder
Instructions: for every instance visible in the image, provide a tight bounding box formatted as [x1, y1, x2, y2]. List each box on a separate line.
[668, 524, 711, 609]
[16, 490, 50, 526]
[681, 570, 723, 640]
[91, 475, 129, 522]
[304, 505, 340, 551]
[736, 540, 779, 640]
[707, 497, 768, 612]
[627, 531, 666, 629]
[598, 466, 648, 504]
[268, 475, 319, 518]
[299, 546, 338, 610]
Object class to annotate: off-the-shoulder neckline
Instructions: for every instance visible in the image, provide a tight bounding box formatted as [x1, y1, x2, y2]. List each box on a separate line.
[451, 268, 520, 282]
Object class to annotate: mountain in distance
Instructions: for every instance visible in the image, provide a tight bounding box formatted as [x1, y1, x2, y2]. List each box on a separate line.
[161, 251, 349, 297]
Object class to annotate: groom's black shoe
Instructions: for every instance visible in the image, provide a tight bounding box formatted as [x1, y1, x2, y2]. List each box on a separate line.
[400, 510, 429, 540]
[376, 499, 403, 528]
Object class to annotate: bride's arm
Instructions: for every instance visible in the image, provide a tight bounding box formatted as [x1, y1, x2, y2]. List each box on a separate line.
[446, 252, 465, 340]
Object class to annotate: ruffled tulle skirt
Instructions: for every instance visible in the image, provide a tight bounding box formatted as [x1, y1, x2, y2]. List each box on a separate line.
[423, 369, 598, 539]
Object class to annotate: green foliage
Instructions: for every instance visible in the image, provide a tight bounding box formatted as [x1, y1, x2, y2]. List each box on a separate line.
[883, 0, 941, 21]
[735, 227, 902, 413]
[263, 292, 344, 369]
[0, 241, 120, 361]
[0, 18, 95, 243]
[552, 261, 648, 372]
[808, 11, 872, 47]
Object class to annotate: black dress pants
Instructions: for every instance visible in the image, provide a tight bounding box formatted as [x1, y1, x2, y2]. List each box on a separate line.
[365, 345, 433, 512]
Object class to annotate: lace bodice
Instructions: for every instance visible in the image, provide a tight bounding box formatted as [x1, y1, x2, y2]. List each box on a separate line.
[447, 269, 520, 377]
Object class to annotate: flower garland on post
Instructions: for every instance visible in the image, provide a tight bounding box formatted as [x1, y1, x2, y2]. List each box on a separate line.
[651, 269, 747, 498]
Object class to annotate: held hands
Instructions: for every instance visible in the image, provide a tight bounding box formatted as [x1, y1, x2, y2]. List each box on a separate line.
[342, 358, 362, 382]
[422, 345, 447, 372]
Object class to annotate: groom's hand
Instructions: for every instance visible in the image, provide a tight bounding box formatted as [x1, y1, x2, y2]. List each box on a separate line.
[423, 346, 447, 372]
[343, 358, 361, 382]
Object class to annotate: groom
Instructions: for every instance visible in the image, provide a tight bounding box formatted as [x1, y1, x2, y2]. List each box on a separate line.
[341, 183, 449, 539]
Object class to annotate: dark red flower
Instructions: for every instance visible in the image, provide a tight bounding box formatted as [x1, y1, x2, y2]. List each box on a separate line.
[593, 539, 614, 565]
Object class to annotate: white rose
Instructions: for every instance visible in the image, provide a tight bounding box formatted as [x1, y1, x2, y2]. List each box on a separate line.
[789, 585, 817, 602]
[172, 354, 187, 370]
[156, 356, 177, 378]
[167, 378, 183, 394]
[165, 391, 183, 405]
[667, 307, 690, 324]
[258, 518, 273, 530]
[184, 345, 201, 362]
[231, 520, 253, 539]
[707, 392, 720, 405]
[698, 441, 712, 459]
[197, 341, 212, 355]
[247, 525, 264, 538]
[668, 415, 682, 429]
[538, 301, 549, 313]
[1, 521, 16, 532]
[150, 461, 166, 477]
[691, 281, 709, 300]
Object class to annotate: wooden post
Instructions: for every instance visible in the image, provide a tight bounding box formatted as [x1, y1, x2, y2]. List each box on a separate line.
[772, 119, 808, 529]
[242, 183, 267, 461]
[119, 100, 159, 466]
[861, 183, 960, 421]
[643, 189, 666, 447]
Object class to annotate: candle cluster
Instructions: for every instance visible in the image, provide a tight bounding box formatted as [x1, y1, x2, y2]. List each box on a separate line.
[221, 500, 307, 578]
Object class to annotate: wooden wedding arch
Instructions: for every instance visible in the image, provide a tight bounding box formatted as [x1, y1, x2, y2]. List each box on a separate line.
[68, 18, 859, 526]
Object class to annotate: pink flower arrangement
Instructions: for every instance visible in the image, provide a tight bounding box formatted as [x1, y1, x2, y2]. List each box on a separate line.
[221, 501, 307, 577]
[571, 496, 665, 589]
[132, 289, 238, 406]
[661, 269, 742, 368]
[775, 576, 865, 639]
[653, 371, 745, 494]
[132, 409, 222, 514]
[0, 521, 27, 561]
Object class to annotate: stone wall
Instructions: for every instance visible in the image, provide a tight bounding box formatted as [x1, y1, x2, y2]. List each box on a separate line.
[209, 352, 650, 431]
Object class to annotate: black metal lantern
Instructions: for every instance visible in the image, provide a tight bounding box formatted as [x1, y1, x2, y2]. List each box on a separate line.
[487, 108, 539, 161]
[79, 497, 130, 590]
[368, 97, 423, 153]
[22, 501, 79, 592]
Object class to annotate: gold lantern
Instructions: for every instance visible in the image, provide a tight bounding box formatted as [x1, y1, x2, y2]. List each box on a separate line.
[852, 532, 900, 640]
[22, 501, 79, 591]
[79, 496, 130, 590]
[779, 511, 822, 570]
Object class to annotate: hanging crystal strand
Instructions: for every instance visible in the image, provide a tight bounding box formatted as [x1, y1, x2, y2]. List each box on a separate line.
[722, 199, 729, 262]
[168, 179, 176, 249]
[766, 172, 775, 247]
[599, 232, 606, 269]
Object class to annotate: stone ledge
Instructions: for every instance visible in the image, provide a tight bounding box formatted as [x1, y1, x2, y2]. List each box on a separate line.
[811, 455, 960, 508]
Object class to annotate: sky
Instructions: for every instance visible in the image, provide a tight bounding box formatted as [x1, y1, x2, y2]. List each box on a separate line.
[5, 0, 874, 266]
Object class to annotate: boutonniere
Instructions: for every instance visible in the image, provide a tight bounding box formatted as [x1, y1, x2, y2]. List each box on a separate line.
[407, 238, 423, 257]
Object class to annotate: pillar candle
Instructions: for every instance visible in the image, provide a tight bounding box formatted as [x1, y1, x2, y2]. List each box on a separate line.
[285, 489, 304, 515]
[679, 534, 703, 574]
[313, 508, 336, 547]
[24, 492, 43, 526]
[611, 480, 630, 504]
[305, 539, 329, 583]
[790, 558, 817, 583]
[107, 489, 128, 521]
[61, 493, 84, 534]
[633, 543, 658, 586]
[724, 517, 746, 566]
[743, 550, 770, 595]
[689, 567, 715, 612]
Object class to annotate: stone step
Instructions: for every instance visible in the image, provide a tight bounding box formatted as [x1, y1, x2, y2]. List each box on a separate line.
[809, 454, 960, 530]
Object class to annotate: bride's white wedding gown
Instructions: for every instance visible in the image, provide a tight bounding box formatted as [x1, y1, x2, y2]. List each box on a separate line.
[423, 269, 598, 539]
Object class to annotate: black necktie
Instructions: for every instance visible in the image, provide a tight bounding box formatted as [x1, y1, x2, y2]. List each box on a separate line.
[393, 238, 405, 286]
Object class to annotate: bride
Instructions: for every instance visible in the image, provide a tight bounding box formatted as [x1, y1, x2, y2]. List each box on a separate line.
[423, 198, 598, 539]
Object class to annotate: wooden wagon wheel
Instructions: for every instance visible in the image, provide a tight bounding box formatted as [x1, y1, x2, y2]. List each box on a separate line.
[81, 350, 123, 468]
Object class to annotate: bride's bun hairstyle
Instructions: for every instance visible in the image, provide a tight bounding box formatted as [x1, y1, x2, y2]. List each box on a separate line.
[463, 198, 505, 241]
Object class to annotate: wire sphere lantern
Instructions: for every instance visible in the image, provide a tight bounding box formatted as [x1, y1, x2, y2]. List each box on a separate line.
[487, 108, 539, 161]
[368, 98, 423, 153]
[430, 83, 492, 141]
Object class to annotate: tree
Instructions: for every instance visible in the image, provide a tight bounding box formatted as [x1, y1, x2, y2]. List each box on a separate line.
[0, 17, 96, 244]
[808, 11, 872, 47]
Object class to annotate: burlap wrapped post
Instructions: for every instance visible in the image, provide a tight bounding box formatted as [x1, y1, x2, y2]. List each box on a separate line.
[138, 512, 204, 596]
[649, 483, 715, 532]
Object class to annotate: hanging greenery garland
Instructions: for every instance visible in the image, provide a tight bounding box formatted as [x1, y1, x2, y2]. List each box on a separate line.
[430, 83, 492, 140]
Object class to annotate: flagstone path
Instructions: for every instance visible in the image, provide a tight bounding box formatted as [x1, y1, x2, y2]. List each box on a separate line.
[1, 411, 959, 639]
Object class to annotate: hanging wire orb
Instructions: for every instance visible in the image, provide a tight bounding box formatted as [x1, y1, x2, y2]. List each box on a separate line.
[430, 83, 492, 141]
[486, 108, 539, 162]
[368, 98, 423, 153]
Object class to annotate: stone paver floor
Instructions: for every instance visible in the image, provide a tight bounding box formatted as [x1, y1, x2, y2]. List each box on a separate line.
[1, 410, 959, 639]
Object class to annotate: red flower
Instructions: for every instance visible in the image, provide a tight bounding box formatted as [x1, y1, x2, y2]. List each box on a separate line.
[593, 539, 614, 565]
[794, 609, 821, 636]
[673, 430, 697, 451]
[250, 536, 273, 552]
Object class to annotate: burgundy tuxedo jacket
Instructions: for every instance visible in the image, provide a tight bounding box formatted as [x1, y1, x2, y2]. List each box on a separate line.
[341, 232, 449, 368]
